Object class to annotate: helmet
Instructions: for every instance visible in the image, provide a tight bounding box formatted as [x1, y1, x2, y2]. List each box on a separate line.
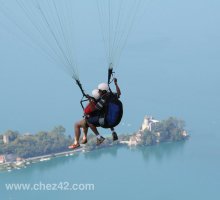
[92, 89, 100, 100]
[98, 83, 109, 91]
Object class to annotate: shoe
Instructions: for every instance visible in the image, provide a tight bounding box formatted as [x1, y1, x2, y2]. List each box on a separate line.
[97, 136, 105, 145]
[81, 138, 88, 144]
[112, 132, 118, 141]
[68, 143, 80, 149]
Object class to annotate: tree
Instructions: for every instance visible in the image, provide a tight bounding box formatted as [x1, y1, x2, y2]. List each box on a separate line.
[4, 130, 19, 142]
[51, 126, 66, 135]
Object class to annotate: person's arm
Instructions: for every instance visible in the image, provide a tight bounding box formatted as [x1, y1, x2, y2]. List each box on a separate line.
[114, 78, 121, 97]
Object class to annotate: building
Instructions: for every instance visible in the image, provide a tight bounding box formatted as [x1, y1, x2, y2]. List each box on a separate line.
[5, 154, 17, 163]
[3, 135, 9, 144]
[0, 155, 6, 164]
[125, 116, 161, 146]
[140, 116, 160, 132]
[136, 132, 142, 143]
[128, 131, 143, 146]
[128, 136, 138, 146]
[23, 132, 32, 136]
[141, 116, 150, 131]
[181, 130, 188, 137]
[16, 157, 25, 166]
[16, 157, 24, 162]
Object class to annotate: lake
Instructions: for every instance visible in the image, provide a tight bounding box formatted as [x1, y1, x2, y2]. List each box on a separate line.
[0, 129, 219, 200]
[0, 0, 220, 199]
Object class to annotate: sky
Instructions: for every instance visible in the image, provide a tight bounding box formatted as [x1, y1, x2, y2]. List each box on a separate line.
[0, 0, 219, 135]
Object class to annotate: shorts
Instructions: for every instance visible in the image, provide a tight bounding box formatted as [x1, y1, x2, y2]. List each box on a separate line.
[86, 116, 100, 127]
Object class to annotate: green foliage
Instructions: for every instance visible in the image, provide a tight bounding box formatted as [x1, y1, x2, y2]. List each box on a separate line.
[1, 126, 72, 158]
[137, 117, 187, 146]
[0, 118, 187, 158]
[159, 117, 185, 140]
[4, 130, 19, 142]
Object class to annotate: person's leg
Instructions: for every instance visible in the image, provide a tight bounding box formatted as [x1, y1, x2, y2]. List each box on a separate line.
[86, 116, 102, 136]
[87, 123, 105, 145]
[111, 127, 118, 141]
[81, 120, 88, 144]
[74, 119, 89, 143]
[69, 119, 89, 149]
[82, 126, 88, 140]
[86, 116, 105, 145]
[69, 120, 81, 149]
[87, 123, 100, 136]
[73, 120, 82, 145]
[77, 119, 88, 140]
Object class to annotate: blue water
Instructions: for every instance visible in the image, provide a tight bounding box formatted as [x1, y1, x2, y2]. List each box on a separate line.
[0, 132, 219, 199]
[0, 0, 220, 199]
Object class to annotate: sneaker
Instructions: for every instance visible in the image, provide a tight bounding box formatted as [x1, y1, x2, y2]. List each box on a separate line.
[97, 136, 105, 145]
[112, 132, 118, 141]
[81, 138, 88, 144]
[68, 143, 80, 150]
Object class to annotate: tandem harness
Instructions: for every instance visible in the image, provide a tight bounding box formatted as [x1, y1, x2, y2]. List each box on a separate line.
[75, 67, 123, 129]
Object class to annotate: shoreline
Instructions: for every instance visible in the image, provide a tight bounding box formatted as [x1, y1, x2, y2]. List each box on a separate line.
[0, 147, 84, 172]
[0, 117, 189, 172]
[0, 136, 189, 172]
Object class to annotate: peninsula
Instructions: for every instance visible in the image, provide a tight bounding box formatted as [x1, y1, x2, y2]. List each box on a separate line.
[0, 116, 188, 172]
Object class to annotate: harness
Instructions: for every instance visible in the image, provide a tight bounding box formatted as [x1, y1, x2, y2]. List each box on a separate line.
[75, 66, 123, 129]
[99, 93, 123, 128]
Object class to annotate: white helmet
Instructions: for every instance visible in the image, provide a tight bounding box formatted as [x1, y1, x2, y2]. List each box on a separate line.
[98, 83, 109, 91]
[92, 89, 100, 100]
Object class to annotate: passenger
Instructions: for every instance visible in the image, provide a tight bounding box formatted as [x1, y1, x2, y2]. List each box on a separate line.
[68, 89, 104, 149]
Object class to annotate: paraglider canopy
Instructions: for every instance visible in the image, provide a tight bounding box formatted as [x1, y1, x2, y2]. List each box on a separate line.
[0, 0, 80, 82]
[97, 0, 146, 78]
[0, 0, 147, 98]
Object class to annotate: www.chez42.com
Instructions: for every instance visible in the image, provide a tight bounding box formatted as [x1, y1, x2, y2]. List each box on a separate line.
[3, 182, 95, 192]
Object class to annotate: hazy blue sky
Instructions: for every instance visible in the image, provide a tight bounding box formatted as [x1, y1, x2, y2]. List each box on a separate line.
[0, 0, 219, 135]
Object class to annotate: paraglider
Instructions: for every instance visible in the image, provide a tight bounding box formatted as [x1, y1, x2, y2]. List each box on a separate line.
[0, 0, 145, 148]
[69, 78, 122, 149]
